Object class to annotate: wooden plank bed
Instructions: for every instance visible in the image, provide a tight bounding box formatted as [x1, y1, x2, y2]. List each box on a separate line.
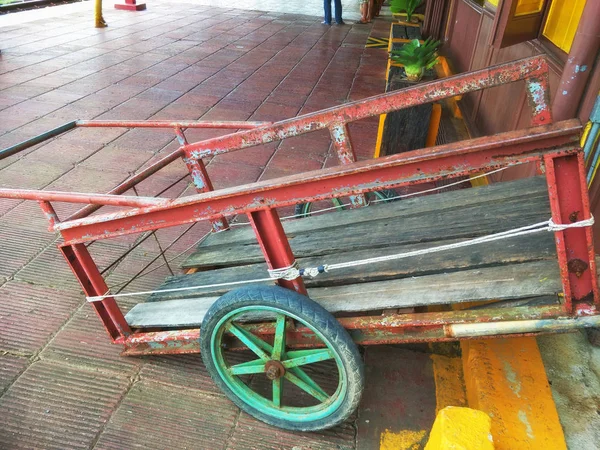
[125, 176, 562, 329]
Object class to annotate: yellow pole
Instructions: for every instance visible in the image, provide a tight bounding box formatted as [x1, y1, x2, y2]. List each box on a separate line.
[95, 0, 107, 28]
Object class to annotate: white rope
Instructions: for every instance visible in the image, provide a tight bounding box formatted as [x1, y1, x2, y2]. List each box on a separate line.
[370, 166, 511, 204]
[86, 215, 593, 303]
[323, 216, 594, 273]
[87, 276, 274, 302]
[267, 261, 300, 281]
[548, 217, 595, 231]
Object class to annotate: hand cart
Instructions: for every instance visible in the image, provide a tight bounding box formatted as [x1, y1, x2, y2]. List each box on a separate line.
[0, 55, 597, 431]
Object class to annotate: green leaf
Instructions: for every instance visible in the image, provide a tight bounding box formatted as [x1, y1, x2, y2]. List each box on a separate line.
[389, 37, 440, 77]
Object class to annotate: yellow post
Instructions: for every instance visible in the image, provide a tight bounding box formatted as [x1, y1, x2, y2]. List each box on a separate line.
[95, 0, 107, 28]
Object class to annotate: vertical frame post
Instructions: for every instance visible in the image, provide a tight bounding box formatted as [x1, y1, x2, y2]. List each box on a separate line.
[329, 123, 367, 208]
[60, 243, 132, 341]
[544, 152, 599, 313]
[248, 209, 307, 295]
[38, 201, 59, 230]
[524, 70, 553, 126]
[177, 128, 228, 232]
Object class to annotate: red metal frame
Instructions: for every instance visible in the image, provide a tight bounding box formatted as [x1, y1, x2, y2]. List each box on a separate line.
[249, 209, 307, 295]
[544, 152, 599, 313]
[0, 55, 596, 355]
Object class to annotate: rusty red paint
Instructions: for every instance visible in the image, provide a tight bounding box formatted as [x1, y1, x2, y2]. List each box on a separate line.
[53, 126, 581, 245]
[182, 56, 553, 160]
[544, 152, 599, 312]
[121, 329, 201, 355]
[0, 189, 165, 207]
[329, 122, 367, 208]
[64, 120, 270, 222]
[330, 123, 358, 166]
[120, 304, 566, 355]
[60, 244, 131, 341]
[525, 74, 553, 126]
[182, 148, 229, 232]
[38, 201, 59, 230]
[76, 120, 271, 129]
[248, 209, 307, 295]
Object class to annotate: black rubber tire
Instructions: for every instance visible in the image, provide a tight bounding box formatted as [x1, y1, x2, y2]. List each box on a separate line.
[200, 285, 364, 431]
[371, 188, 398, 201]
[293, 201, 312, 218]
[293, 189, 398, 218]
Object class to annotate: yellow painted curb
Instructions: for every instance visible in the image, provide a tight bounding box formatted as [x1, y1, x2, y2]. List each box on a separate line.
[461, 338, 567, 449]
[431, 354, 467, 414]
[380, 429, 427, 450]
[425, 406, 494, 450]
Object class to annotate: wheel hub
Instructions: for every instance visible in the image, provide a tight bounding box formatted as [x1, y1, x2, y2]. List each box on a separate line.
[264, 360, 286, 380]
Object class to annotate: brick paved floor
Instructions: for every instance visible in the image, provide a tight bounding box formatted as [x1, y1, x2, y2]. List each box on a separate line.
[0, 3, 437, 449]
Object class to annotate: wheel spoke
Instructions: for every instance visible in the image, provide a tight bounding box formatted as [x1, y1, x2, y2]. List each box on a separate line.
[332, 197, 346, 211]
[284, 368, 329, 402]
[226, 323, 271, 360]
[228, 359, 266, 375]
[283, 349, 333, 368]
[272, 314, 286, 361]
[273, 378, 283, 408]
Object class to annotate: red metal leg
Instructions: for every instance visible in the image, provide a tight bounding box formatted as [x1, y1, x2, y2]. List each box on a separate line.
[329, 123, 366, 208]
[60, 243, 132, 341]
[115, 0, 146, 11]
[248, 208, 307, 295]
[38, 201, 59, 230]
[544, 152, 599, 313]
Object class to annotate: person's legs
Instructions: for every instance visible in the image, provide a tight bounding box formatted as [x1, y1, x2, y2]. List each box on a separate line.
[323, 0, 332, 24]
[333, 0, 343, 24]
[367, 0, 374, 21]
[358, 0, 369, 23]
[373, 0, 382, 17]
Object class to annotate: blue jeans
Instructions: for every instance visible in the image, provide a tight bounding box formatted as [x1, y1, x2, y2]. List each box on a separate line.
[323, 0, 342, 24]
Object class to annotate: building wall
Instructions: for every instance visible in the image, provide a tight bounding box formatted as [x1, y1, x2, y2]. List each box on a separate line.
[443, 0, 599, 181]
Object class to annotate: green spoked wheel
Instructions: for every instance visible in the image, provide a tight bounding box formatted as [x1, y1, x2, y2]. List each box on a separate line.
[200, 285, 364, 431]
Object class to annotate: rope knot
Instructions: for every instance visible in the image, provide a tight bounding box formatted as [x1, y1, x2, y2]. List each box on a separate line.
[299, 265, 329, 278]
[268, 261, 300, 281]
[548, 215, 594, 232]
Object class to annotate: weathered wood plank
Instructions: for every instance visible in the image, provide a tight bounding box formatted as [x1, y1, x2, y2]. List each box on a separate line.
[380, 78, 433, 156]
[406, 25, 421, 39]
[126, 259, 562, 329]
[155, 233, 556, 302]
[191, 176, 548, 251]
[391, 24, 409, 39]
[183, 193, 551, 269]
[312, 259, 561, 311]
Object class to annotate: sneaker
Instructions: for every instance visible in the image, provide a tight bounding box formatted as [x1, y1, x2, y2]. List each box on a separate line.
[321, 21, 331, 25]
[335, 20, 346, 25]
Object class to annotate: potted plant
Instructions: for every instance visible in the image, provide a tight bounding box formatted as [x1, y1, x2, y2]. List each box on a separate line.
[389, 0, 423, 23]
[390, 38, 440, 82]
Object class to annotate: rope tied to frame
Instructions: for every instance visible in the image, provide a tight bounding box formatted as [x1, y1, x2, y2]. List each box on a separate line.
[268, 261, 301, 280]
[548, 216, 595, 231]
[267, 262, 329, 280]
[86, 215, 593, 302]
[295, 216, 595, 276]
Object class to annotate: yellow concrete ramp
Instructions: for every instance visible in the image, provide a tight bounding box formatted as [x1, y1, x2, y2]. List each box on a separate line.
[462, 338, 567, 449]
